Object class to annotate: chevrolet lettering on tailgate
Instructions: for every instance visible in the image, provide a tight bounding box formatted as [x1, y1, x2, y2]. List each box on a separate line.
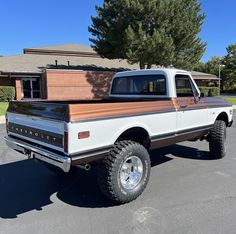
[8, 122, 63, 148]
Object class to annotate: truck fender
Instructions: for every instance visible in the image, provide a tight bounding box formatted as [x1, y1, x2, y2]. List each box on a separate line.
[111, 122, 152, 144]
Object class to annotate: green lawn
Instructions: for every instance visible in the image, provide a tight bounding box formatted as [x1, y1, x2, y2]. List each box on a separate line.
[222, 97, 236, 105]
[0, 102, 9, 116]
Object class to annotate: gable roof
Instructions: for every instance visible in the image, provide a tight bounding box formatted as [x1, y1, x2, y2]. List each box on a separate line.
[191, 71, 216, 76]
[0, 44, 218, 79]
[190, 71, 218, 80]
[0, 52, 139, 73]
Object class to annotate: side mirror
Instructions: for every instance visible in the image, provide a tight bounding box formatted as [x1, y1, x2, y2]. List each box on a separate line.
[200, 92, 205, 98]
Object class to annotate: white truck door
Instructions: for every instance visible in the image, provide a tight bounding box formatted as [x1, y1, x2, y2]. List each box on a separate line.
[175, 74, 208, 133]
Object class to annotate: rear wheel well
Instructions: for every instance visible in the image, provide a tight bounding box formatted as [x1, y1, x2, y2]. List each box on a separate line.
[116, 127, 150, 149]
[216, 112, 229, 127]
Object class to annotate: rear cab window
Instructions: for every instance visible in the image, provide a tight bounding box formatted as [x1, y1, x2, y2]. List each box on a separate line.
[111, 75, 167, 96]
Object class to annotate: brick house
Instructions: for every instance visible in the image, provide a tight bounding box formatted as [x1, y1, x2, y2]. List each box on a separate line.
[0, 44, 218, 100]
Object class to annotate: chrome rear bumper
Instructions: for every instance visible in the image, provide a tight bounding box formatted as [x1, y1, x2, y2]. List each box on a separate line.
[4, 136, 71, 172]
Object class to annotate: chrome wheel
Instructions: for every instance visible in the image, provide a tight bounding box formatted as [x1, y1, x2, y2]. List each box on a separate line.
[120, 156, 144, 190]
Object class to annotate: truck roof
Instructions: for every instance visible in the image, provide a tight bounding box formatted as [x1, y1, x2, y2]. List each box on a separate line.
[111, 68, 198, 98]
[115, 68, 189, 77]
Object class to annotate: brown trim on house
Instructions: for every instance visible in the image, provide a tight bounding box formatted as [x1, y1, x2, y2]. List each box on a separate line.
[0, 71, 42, 76]
[10, 74, 41, 78]
[24, 48, 100, 58]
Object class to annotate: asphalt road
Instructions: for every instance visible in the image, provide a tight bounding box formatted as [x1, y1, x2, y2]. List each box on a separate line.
[0, 113, 236, 234]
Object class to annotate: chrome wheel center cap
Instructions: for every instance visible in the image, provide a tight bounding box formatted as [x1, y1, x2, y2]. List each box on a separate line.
[120, 156, 143, 190]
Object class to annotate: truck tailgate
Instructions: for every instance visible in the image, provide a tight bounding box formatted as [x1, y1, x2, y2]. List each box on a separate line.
[7, 101, 68, 121]
[7, 101, 66, 152]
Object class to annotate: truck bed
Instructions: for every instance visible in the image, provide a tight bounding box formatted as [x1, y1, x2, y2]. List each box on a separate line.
[8, 95, 231, 123]
[8, 98, 175, 122]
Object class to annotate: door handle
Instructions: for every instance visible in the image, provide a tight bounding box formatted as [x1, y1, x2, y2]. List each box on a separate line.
[180, 104, 188, 109]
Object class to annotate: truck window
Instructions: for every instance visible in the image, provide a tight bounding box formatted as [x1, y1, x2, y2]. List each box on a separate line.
[111, 75, 166, 96]
[175, 75, 194, 97]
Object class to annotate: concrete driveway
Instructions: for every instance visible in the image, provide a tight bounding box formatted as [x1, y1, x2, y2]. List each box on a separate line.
[0, 113, 236, 234]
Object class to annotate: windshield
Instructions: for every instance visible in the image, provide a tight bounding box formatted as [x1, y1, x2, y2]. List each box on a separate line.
[111, 75, 167, 96]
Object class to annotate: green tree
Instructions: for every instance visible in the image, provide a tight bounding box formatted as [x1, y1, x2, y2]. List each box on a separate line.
[194, 56, 223, 76]
[89, 0, 206, 69]
[222, 44, 236, 90]
[194, 56, 225, 91]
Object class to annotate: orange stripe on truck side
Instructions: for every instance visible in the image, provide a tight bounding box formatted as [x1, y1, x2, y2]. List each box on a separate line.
[68, 100, 176, 122]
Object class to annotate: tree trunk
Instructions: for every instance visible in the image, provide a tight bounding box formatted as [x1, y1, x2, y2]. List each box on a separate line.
[139, 61, 145, 69]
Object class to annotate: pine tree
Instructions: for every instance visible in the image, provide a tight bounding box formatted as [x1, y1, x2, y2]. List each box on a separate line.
[222, 44, 236, 90]
[89, 0, 206, 69]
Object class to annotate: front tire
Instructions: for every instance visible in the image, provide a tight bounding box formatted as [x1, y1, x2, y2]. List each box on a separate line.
[98, 141, 151, 204]
[209, 120, 226, 159]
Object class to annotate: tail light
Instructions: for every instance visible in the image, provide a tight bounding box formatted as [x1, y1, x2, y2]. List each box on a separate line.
[78, 131, 90, 139]
[64, 131, 68, 153]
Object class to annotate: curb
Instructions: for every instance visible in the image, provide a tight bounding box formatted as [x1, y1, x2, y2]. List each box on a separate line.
[0, 116, 6, 124]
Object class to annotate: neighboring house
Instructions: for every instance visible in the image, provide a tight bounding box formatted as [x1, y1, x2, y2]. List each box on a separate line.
[0, 44, 218, 100]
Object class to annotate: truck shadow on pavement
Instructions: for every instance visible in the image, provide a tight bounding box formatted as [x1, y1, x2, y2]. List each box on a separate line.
[151, 143, 213, 166]
[0, 144, 211, 219]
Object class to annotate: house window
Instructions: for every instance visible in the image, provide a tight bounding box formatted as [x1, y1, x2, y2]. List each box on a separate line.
[21, 78, 41, 99]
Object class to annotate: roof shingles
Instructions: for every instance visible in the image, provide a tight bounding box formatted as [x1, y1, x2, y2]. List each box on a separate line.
[0, 44, 217, 79]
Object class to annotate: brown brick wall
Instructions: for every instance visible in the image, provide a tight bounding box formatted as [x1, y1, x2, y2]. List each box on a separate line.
[45, 70, 114, 100]
[15, 78, 23, 100]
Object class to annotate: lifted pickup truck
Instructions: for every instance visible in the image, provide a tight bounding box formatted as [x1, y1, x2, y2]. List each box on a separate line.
[4, 68, 233, 203]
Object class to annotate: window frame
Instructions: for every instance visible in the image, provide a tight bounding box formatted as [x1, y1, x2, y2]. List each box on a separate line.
[175, 74, 197, 98]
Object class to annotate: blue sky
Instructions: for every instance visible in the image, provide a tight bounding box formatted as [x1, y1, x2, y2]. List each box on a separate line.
[0, 0, 235, 62]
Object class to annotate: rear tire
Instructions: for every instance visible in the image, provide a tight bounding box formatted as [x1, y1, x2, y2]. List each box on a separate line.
[209, 120, 226, 159]
[98, 140, 151, 204]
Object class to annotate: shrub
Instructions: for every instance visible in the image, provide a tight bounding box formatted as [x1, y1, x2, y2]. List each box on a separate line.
[198, 87, 209, 97]
[208, 87, 219, 97]
[199, 87, 219, 97]
[224, 89, 236, 94]
[177, 87, 219, 97]
[0, 86, 15, 101]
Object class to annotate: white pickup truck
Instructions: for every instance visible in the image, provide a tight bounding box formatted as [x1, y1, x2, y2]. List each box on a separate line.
[4, 68, 233, 203]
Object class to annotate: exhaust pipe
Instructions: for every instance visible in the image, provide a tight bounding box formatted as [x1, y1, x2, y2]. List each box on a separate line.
[76, 164, 91, 171]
